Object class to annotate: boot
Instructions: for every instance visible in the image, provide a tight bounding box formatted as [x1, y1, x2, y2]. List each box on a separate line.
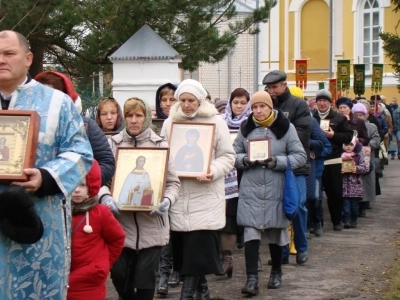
[195, 276, 211, 300]
[288, 223, 297, 255]
[157, 272, 169, 295]
[267, 269, 282, 289]
[180, 276, 200, 300]
[241, 275, 259, 296]
[215, 250, 233, 278]
[169, 270, 181, 287]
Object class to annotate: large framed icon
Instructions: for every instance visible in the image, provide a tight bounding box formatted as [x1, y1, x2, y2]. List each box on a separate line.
[169, 122, 215, 178]
[0, 110, 40, 181]
[111, 147, 169, 211]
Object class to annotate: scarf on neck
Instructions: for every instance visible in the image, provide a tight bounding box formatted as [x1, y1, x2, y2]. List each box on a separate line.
[252, 111, 275, 127]
[72, 197, 98, 214]
[317, 107, 331, 120]
[222, 101, 251, 129]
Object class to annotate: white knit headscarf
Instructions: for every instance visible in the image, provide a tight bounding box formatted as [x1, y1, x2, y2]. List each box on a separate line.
[174, 79, 208, 119]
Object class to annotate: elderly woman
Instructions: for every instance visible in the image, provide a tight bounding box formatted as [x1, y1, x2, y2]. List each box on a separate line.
[351, 103, 381, 218]
[234, 91, 306, 295]
[161, 79, 235, 299]
[100, 97, 180, 300]
[216, 87, 251, 278]
[95, 97, 124, 132]
[336, 97, 369, 146]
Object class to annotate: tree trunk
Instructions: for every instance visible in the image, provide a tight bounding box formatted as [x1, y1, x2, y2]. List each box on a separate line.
[29, 40, 44, 78]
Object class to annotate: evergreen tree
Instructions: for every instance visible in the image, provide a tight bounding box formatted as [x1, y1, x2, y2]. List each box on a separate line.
[380, 0, 400, 91]
[0, 0, 276, 78]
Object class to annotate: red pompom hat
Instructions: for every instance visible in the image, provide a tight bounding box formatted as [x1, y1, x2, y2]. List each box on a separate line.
[86, 159, 101, 198]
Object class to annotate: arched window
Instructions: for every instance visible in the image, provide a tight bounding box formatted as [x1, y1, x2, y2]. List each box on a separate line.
[362, 0, 380, 71]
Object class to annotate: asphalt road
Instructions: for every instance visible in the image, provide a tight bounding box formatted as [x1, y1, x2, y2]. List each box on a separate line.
[106, 159, 400, 300]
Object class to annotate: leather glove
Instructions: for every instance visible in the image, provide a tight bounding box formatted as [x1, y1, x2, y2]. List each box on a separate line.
[150, 198, 171, 217]
[258, 157, 277, 169]
[243, 156, 258, 168]
[101, 195, 121, 215]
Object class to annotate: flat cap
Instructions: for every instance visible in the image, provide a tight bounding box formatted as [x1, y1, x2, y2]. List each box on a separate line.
[262, 70, 287, 85]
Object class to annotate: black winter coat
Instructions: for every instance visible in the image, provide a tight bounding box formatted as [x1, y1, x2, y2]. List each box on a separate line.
[272, 88, 312, 175]
[313, 110, 353, 159]
[83, 117, 115, 186]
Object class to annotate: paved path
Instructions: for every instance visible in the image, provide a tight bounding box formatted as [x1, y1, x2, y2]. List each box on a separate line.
[106, 159, 400, 300]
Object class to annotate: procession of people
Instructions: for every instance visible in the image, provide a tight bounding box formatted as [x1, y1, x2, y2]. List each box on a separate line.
[0, 29, 396, 300]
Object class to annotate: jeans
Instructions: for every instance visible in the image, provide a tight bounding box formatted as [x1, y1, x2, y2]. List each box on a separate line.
[283, 175, 308, 259]
[395, 131, 400, 156]
[307, 177, 323, 226]
[342, 198, 359, 224]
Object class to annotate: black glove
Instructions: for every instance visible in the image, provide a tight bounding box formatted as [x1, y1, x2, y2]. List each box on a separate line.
[243, 157, 258, 168]
[0, 186, 44, 244]
[258, 157, 277, 169]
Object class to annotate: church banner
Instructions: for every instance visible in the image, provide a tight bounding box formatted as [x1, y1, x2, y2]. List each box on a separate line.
[353, 64, 365, 96]
[295, 60, 307, 89]
[318, 82, 325, 90]
[371, 63, 384, 92]
[337, 60, 351, 91]
[329, 78, 338, 103]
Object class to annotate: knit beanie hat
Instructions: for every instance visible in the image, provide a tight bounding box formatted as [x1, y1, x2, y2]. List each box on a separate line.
[123, 97, 152, 134]
[357, 99, 370, 111]
[316, 89, 332, 102]
[215, 99, 228, 113]
[34, 71, 83, 114]
[308, 98, 317, 109]
[336, 97, 353, 109]
[174, 79, 208, 103]
[289, 86, 304, 99]
[250, 91, 273, 109]
[352, 103, 368, 116]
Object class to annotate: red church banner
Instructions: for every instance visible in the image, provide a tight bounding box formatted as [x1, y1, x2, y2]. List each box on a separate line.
[295, 60, 308, 89]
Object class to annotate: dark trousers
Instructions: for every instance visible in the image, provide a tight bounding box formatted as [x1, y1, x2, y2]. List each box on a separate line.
[159, 240, 173, 275]
[111, 247, 161, 300]
[342, 197, 359, 223]
[322, 163, 343, 225]
[245, 240, 282, 274]
[308, 176, 323, 226]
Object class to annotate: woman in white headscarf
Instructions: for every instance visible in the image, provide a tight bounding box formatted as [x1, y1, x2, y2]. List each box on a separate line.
[161, 79, 235, 299]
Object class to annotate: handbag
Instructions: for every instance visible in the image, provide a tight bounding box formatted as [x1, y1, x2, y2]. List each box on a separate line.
[283, 158, 300, 221]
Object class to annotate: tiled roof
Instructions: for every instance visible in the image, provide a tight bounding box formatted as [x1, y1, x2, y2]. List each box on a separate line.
[109, 24, 180, 61]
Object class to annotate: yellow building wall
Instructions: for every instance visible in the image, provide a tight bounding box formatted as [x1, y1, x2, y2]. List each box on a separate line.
[301, 0, 329, 70]
[279, 0, 286, 71]
[383, 6, 397, 73]
[342, 1, 354, 62]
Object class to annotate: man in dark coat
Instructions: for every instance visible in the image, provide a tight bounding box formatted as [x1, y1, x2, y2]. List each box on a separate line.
[313, 90, 353, 231]
[263, 70, 312, 265]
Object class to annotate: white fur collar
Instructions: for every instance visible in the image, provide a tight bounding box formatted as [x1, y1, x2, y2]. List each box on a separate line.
[169, 102, 218, 121]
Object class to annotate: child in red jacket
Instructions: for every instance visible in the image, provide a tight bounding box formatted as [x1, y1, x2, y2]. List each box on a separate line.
[67, 160, 125, 300]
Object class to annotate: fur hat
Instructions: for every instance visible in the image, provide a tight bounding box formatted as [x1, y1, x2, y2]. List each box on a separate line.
[316, 89, 332, 102]
[174, 79, 208, 103]
[215, 99, 228, 113]
[336, 97, 353, 109]
[86, 159, 101, 197]
[250, 91, 273, 109]
[0, 186, 44, 244]
[34, 71, 83, 114]
[352, 103, 368, 116]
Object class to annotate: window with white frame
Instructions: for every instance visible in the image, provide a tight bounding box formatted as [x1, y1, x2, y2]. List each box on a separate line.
[182, 69, 199, 81]
[362, 0, 380, 71]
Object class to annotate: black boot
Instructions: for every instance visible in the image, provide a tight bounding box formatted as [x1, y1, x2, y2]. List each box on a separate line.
[195, 276, 210, 300]
[241, 275, 259, 295]
[180, 276, 200, 300]
[157, 272, 169, 295]
[267, 269, 282, 289]
[169, 270, 181, 287]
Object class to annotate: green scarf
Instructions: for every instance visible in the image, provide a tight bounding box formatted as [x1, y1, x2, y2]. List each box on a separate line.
[71, 196, 98, 214]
